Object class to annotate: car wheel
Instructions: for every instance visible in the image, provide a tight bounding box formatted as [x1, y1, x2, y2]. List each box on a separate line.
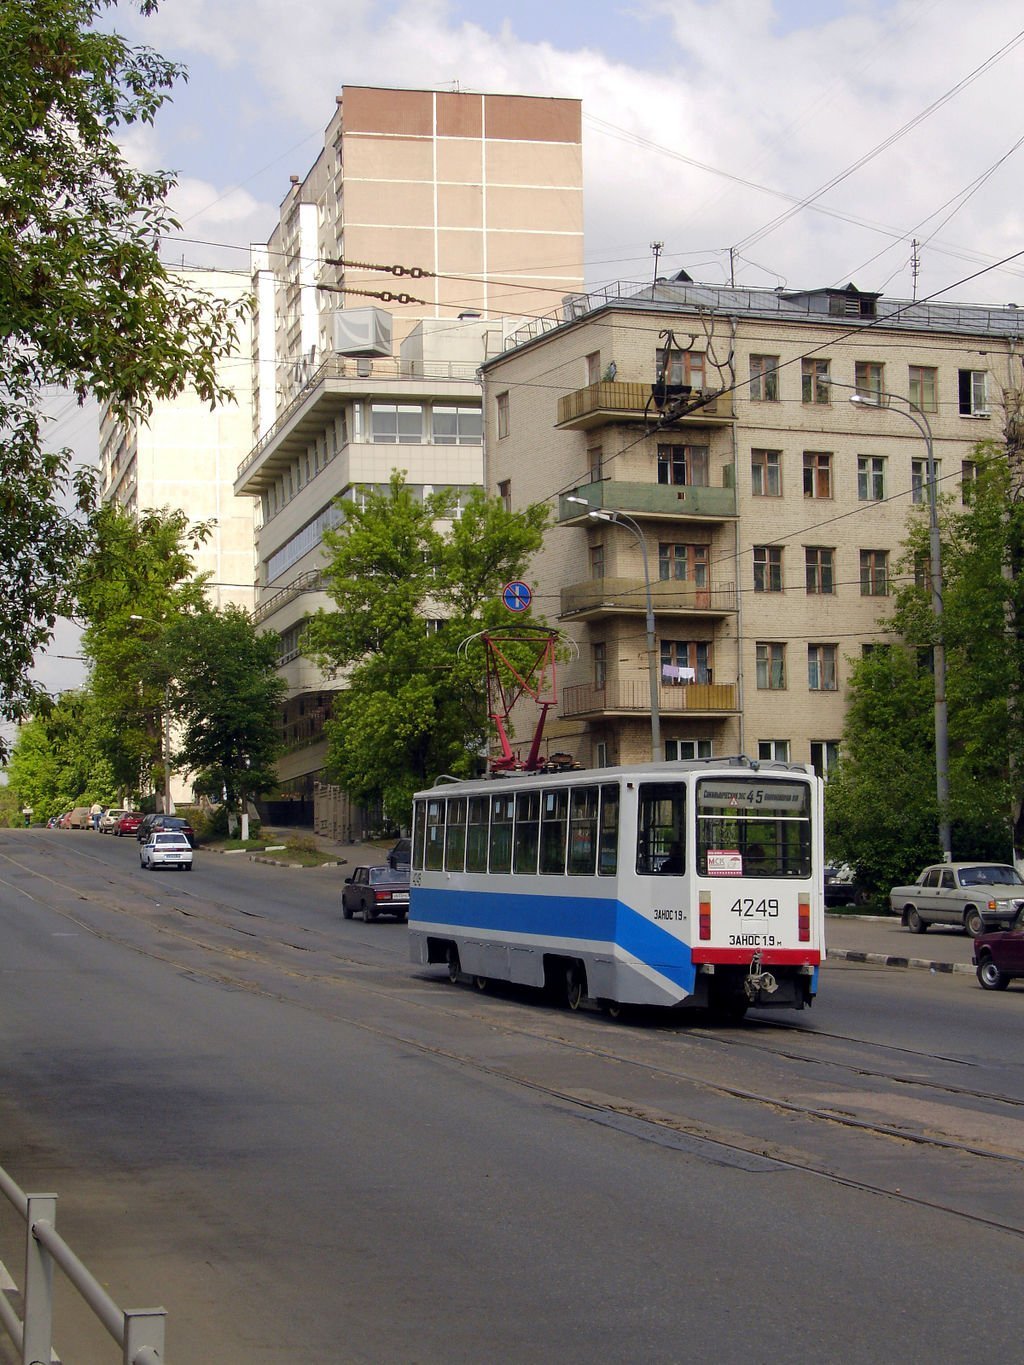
[906, 906, 927, 934]
[977, 955, 1010, 991]
[342, 899, 353, 920]
[364, 902, 378, 923]
[964, 907, 984, 938]
[395, 910, 408, 924]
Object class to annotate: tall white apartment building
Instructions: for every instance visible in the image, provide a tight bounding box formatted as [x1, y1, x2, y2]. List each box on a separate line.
[99, 267, 255, 612]
[236, 86, 584, 827]
[481, 277, 1022, 776]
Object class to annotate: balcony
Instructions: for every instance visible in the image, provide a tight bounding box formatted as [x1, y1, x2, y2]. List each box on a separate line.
[560, 576, 736, 620]
[561, 679, 738, 720]
[556, 381, 734, 431]
[558, 480, 737, 524]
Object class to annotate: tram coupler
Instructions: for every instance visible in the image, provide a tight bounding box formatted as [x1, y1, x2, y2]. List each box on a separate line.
[744, 951, 779, 1001]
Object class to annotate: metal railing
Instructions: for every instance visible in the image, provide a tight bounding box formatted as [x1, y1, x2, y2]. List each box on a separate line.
[0, 1163, 167, 1364]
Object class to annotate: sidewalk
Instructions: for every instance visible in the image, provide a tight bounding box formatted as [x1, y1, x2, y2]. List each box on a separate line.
[825, 914, 977, 975]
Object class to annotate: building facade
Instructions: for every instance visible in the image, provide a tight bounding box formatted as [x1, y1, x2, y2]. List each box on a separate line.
[481, 278, 1022, 776]
[236, 86, 584, 824]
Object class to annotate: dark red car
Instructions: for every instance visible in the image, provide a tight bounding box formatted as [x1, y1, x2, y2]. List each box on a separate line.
[114, 812, 143, 837]
[342, 865, 410, 922]
[973, 908, 1024, 990]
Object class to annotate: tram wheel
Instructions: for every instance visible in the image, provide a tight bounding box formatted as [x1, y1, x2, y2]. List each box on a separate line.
[473, 975, 489, 992]
[565, 961, 586, 1011]
[598, 999, 625, 1021]
[446, 944, 461, 984]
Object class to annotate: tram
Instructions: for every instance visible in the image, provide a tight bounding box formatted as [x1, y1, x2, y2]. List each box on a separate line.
[408, 756, 825, 1017]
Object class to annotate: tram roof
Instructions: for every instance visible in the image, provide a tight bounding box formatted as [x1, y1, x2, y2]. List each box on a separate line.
[416, 756, 816, 798]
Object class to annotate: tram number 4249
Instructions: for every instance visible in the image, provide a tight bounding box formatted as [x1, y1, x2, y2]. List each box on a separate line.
[730, 898, 780, 918]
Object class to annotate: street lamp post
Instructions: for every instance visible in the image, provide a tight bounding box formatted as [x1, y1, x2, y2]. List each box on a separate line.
[848, 391, 951, 860]
[129, 614, 175, 817]
[566, 497, 662, 762]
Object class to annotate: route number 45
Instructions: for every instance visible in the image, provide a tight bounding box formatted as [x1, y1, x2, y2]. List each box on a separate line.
[730, 898, 780, 918]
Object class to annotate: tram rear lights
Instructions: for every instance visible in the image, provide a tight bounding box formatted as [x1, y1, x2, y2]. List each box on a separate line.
[699, 897, 711, 940]
[798, 894, 810, 942]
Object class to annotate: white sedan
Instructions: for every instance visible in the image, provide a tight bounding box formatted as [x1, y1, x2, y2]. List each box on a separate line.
[140, 831, 194, 872]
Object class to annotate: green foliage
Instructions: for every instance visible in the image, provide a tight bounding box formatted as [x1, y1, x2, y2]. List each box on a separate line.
[5, 690, 116, 820]
[827, 447, 1018, 886]
[0, 0, 248, 747]
[165, 604, 285, 807]
[304, 473, 549, 819]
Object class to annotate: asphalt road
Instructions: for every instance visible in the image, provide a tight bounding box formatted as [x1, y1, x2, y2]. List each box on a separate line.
[1, 829, 1023, 1363]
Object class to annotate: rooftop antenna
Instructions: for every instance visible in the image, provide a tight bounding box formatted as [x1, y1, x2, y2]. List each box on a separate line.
[651, 241, 664, 288]
[911, 239, 921, 302]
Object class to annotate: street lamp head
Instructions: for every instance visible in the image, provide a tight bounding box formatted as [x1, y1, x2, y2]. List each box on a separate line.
[565, 495, 591, 507]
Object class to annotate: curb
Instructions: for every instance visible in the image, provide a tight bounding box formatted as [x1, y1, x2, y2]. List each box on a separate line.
[827, 947, 974, 975]
[248, 854, 345, 870]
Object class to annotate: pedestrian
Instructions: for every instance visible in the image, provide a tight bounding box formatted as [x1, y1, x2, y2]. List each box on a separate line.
[90, 800, 103, 831]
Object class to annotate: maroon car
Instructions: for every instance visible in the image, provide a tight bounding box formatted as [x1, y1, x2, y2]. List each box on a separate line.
[114, 812, 143, 837]
[973, 908, 1024, 990]
[342, 865, 410, 922]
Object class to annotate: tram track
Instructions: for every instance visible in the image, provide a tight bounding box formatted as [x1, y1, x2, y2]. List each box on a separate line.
[5, 836, 1024, 1239]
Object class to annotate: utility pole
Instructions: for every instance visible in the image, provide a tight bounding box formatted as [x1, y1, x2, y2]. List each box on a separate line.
[650, 241, 663, 288]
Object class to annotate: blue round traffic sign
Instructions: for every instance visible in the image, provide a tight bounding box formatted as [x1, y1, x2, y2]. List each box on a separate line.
[502, 580, 532, 613]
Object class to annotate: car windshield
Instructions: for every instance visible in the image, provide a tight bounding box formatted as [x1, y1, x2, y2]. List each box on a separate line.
[369, 867, 407, 885]
[960, 865, 1023, 887]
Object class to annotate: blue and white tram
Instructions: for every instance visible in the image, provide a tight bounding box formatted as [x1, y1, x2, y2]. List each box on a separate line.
[408, 756, 825, 1017]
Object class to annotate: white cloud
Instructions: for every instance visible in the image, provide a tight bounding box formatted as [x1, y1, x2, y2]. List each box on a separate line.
[118, 0, 1024, 303]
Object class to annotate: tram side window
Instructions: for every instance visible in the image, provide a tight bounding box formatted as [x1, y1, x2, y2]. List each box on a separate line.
[466, 796, 489, 872]
[425, 798, 446, 871]
[413, 800, 426, 870]
[636, 783, 686, 875]
[568, 786, 598, 876]
[598, 784, 619, 875]
[489, 793, 514, 873]
[445, 797, 467, 871]
[513, 790, 540, 874]
[540, 789, 569, 874]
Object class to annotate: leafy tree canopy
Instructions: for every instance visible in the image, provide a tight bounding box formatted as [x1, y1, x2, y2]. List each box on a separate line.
[0, 0, 247, 745]
[6, 689, 116, 821]
[304, 474, 549, 818]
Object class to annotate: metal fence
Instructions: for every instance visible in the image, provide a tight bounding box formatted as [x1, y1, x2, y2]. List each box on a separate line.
[0, 1163, 166, 1364]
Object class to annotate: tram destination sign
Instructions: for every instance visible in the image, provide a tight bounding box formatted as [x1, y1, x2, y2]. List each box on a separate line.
[697, 780, 807, 813]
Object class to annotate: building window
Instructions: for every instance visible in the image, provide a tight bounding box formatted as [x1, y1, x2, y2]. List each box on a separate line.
[658, 443, 709, 487]
[749, 355, 780, 402]
[854, 361, 884, 402]
[755, 642, 786, 690]
[758, 739, 790, 762]
[593, 642, 607, 689]
[810, 740, 840, 779]
[857, 455, 885, 501]
[803, 451, 832, 499]
[961, 460, 977, 503]
[802, 358, 830, 405]
[753, 545, 783, 593]
[657, 347, 706, 389]
[908, 365, 938, 414]
[911, 458, 940, 505]
[860, 549, 888, 596]
[958, 369, 989, 417]
[808, 643, 838, 691]
[498, 479, 511, 512]
[370, 403, 423, 444]
[587, 444, 603, 482]
[658, 543, 708, 584]
[432, 405, 482, 445]
[496, 391, 510, 438]
[751, 448, 781, 496]
[805, 546, 835, 595]
[590, 543, 605, 579]
[585, 352, 601, 385]
[661, 640, 712, 684]
[595, 740, 609, 768]
[666, 738, 713, 761]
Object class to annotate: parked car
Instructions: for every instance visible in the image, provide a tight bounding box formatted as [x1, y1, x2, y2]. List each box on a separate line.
[973, 908, 1024, 990]
[136, 813, 194, 845]
[342, 865, 410, 922]
[890, 863, 1024, 937]
[387, 838, 411, 870]
[114, 811, 143, 837]
[824, 863, 869, 907]
[69, 805, 92, 829]
[99, 807, 128, 834]
[57, 810, 75, 829]
[139, 831, 193, 872]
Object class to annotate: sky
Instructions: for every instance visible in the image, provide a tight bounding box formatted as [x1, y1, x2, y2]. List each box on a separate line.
[22, 0, 1024, 716]
[112, 0, 1024, 310]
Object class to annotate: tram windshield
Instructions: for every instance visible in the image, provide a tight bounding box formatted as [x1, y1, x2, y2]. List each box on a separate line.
[695, 777, 811, 878]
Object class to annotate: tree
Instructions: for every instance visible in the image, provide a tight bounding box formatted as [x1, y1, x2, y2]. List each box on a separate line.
[165, 605, 285, 813]
[304, 474, 549, 819]
[0, 0, 247, 745]
[826, 446, 1020, 885]
[5, 688, 116, 821]
[75, 503, 212, 797]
